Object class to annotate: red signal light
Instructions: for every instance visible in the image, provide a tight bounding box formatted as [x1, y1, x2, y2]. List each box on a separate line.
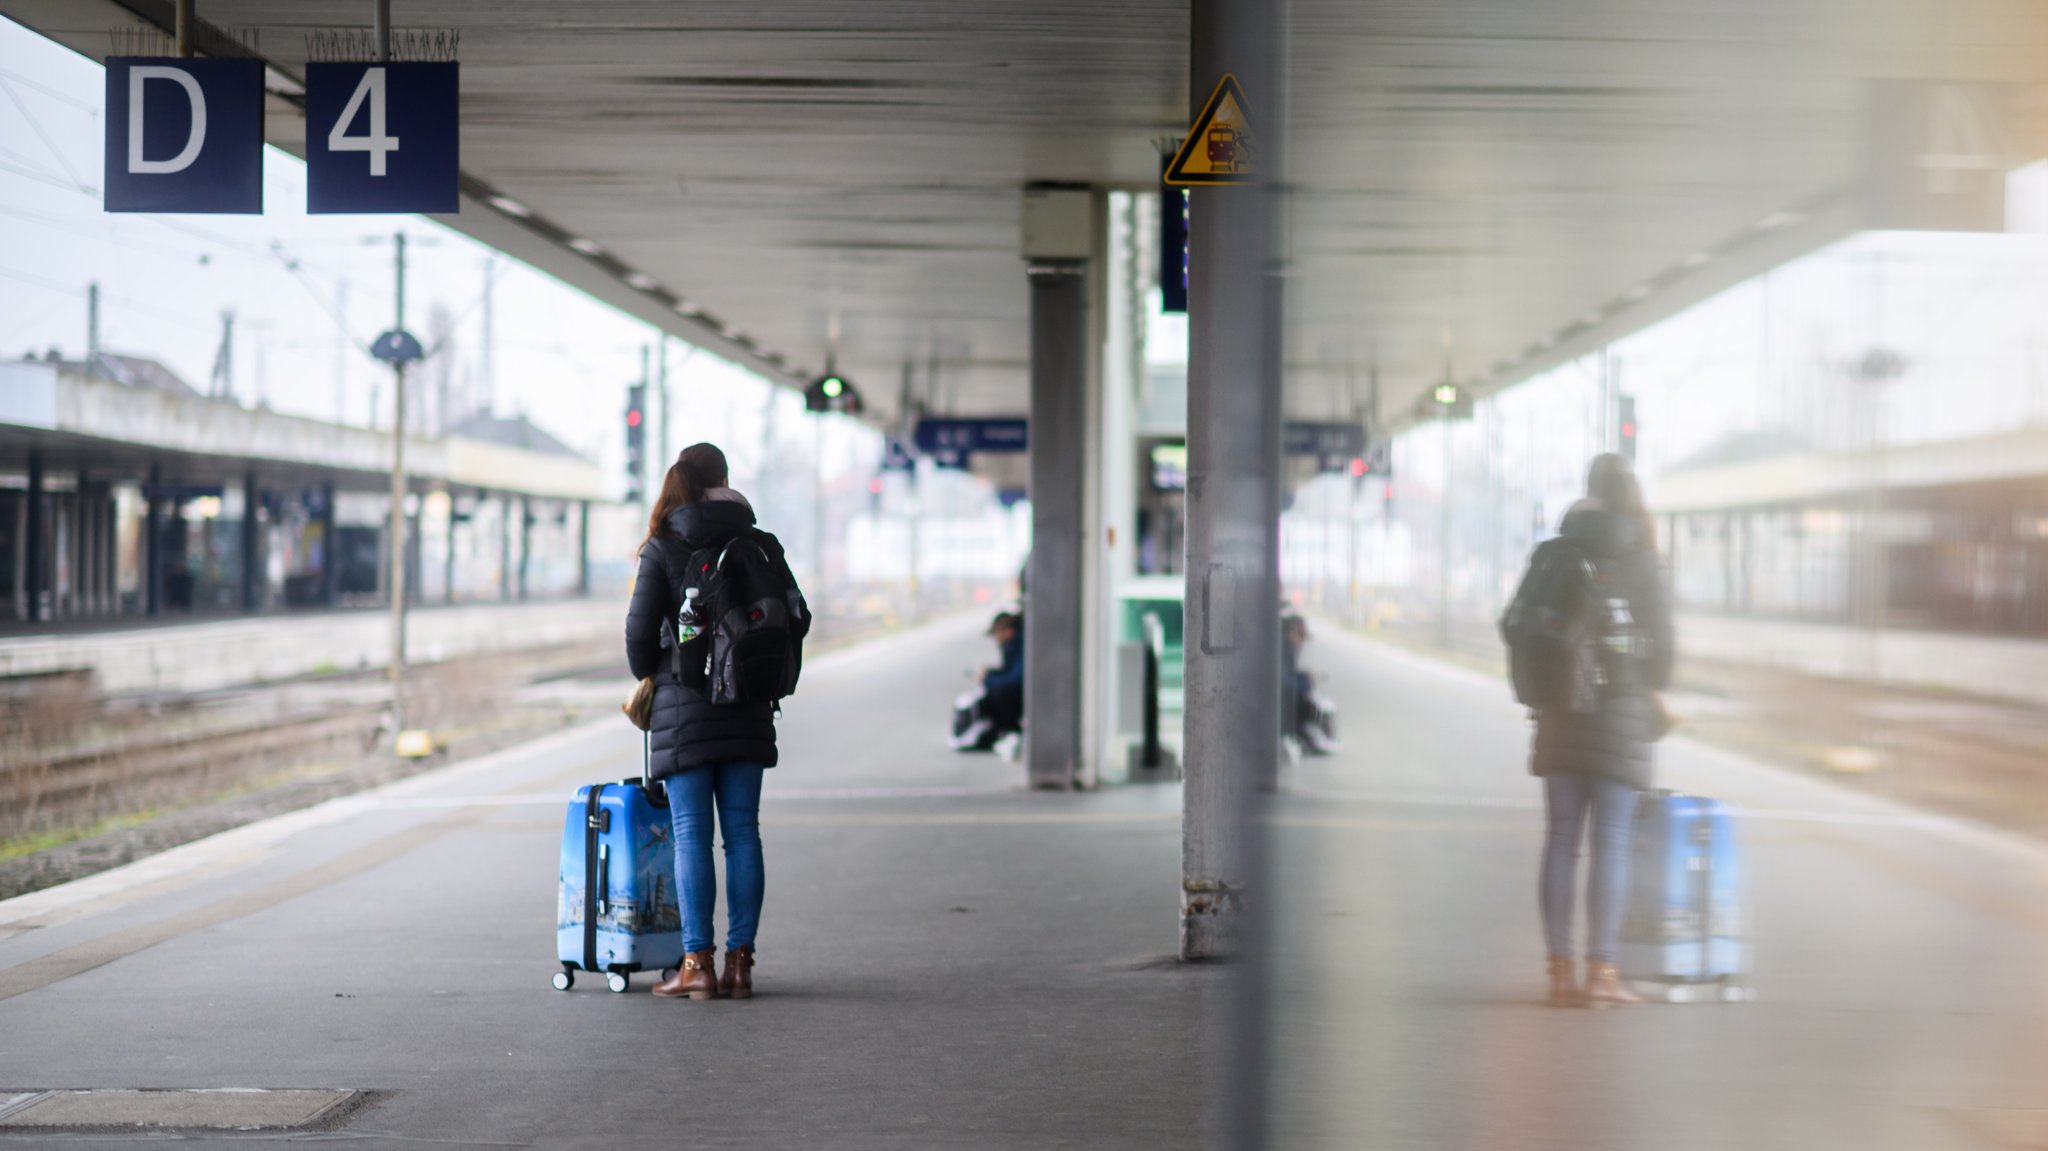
[868, 477, 884, 494]
[626, 409, 643, 427]
[1349, 456, 1366, 478]
[1622, 422, 1636, 438]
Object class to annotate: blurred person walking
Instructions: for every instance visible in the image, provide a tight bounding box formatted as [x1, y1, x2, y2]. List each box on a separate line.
[625, 443, 808, 1000]
[1508, 453, 1674, 1007]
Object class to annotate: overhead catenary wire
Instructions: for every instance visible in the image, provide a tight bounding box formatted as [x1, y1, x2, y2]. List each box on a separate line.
[0, 73, 92, 194]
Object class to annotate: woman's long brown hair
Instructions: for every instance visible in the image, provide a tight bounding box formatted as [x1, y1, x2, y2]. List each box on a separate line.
[1587, 452, 1658, 555]
[639, 442, 729, 553]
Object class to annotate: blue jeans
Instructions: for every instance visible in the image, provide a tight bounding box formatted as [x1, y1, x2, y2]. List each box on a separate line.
[667, 762, 765, 955]
[1539, 774, 1638, 964]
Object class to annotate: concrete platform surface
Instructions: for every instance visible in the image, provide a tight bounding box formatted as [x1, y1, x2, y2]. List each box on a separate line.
[0, 615, 1212, 1149]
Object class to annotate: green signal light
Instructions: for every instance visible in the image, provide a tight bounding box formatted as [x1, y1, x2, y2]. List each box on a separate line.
[1433, 383, 1458, 405]
[822, 376, 844, 398]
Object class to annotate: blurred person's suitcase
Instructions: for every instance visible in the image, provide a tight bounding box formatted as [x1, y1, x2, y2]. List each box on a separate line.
[1619, 790, 1754, 1003]
[551, 735, 683, 993]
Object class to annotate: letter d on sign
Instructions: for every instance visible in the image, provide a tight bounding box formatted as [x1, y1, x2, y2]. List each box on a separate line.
[105, 57, 262, 214]
[129, 66, 206, 174]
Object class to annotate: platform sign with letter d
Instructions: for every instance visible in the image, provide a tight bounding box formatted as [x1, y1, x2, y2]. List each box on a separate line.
[103, 58, 264, 213]
[306, 62, 459, 214]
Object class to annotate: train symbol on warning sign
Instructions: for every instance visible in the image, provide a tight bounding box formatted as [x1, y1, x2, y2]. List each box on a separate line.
[1166, 73, 1257, 187]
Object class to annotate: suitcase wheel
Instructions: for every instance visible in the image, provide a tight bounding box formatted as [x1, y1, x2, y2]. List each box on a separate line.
[1663, 985, 1694, 1004]
[660, 967, 679, 983]
[606, 972, 630, 994]
[1719, 984, 1755, 1003]
[551, 970, 574, 992]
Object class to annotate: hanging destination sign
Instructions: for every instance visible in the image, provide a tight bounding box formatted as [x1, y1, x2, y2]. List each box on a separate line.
[306, 62, 459, 214]
[103, 58, 264, 214]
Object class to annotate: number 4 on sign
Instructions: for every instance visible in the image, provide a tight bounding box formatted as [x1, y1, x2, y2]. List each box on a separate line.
[330, 67, 400, 176]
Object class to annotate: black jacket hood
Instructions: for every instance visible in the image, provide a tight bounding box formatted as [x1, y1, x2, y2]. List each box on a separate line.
[664, 497, 756, 548]
[1558, 498, 1643, 560]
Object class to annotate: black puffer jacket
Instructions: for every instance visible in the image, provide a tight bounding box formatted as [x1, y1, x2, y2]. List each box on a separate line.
[625, 496, 805, 781]
[1528, 502, 1675, 790]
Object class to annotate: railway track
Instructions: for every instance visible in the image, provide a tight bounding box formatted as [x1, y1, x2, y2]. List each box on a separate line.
[2, 708, 381, 842]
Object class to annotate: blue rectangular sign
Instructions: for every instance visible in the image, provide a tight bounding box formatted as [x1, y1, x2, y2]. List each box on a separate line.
[1284, 421, 1366, 458]
[306, 62, 459, 214]
[1159, 157, 1188, 314]
[103, 58, 264, 214]
[913, 417, 1029, 456]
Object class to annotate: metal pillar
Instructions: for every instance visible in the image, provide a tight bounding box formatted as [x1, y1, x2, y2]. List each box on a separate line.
[78, 474, 95, 615]
[1181, 20, 1282, 1151]
[577, 499, 591, 596]
[407, 492, 424, 605]
[145, 464, 163, 616]
[499, 494, 513, 601]
[1025, 258, 1089, 791]
[445, 491, 459, 604]
[518, 496, 531, 601]
[319, 483, 339, 606]
[23, 454, 42, 623]
[655, 338, 670, 494]
[9, 493, 23, 621]
[241, 470, 261, 613]
[97, 486, 113, 615]
[387, 229, 410, 731]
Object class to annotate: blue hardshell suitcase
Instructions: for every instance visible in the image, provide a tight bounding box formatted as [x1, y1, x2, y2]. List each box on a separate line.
[1619, 790, 1754, 1003]
[551, 737, 683, 993]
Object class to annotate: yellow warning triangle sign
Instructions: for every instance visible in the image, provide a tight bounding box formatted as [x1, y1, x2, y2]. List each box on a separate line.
[1165, 73, 1256, 186]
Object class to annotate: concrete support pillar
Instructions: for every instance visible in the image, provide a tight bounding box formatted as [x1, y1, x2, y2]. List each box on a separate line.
[145, 464, 163, 616]
[1024, 247, 1090, 790]
[577, 499, 591, 597]
[1181, 0, 1282, 958]
[24, 453, 43, 623]
[1182, 0, 1282, 1143]
[240, 470, 261, 613]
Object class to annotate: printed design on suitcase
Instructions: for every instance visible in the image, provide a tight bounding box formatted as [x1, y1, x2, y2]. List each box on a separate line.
[1620, 791, 1750, 997]
[556, 782, 685, 974]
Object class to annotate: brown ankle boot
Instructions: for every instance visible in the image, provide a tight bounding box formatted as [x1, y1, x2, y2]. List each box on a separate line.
[1546, 956, 1580, 1008]
[720, 945, 755, 1000]
[652, 951, 721, 1000]
[1582, 963, 1643, 1008]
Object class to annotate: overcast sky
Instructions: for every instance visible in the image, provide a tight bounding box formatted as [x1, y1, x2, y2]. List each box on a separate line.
[0, 14, 887, 494]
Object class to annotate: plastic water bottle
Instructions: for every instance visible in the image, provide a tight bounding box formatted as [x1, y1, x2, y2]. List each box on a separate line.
[677, 587, 702, 643]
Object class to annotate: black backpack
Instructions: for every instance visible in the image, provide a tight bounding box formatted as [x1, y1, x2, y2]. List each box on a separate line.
[676, 532, 805, 706]
[1500, 536, 1618, 714]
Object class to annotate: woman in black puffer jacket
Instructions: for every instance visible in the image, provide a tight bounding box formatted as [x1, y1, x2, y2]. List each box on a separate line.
[1530, 453, 1674, 1009]
[624, 443, 806, 1001]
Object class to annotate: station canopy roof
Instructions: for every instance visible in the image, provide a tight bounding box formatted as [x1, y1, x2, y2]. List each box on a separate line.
[15, 0, 2048, 434]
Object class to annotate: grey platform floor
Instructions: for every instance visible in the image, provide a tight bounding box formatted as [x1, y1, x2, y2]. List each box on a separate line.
[1272, 622, 2048, 1150]
[12, 610, 2046, 1149]
[0, 615, 1211, 1148]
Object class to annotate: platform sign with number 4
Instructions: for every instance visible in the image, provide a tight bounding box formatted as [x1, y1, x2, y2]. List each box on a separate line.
[306, 62, 458, 214]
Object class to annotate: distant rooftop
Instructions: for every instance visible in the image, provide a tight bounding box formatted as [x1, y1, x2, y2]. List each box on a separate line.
[30, 350, 204, 399]
[445, 412, 584, 460]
